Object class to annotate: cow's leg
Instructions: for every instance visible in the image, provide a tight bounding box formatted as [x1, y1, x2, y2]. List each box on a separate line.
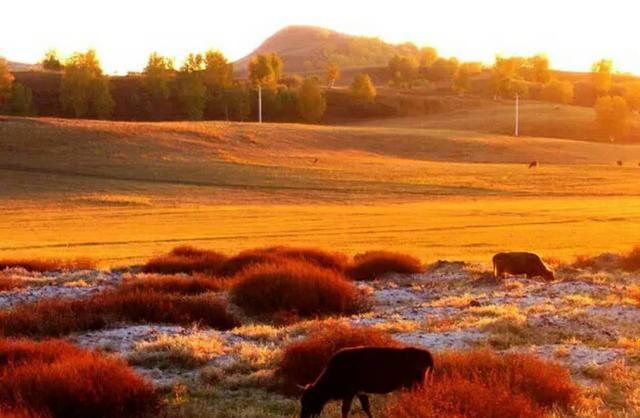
[341, 394, 354, 418]
[358, 394, 373, 418]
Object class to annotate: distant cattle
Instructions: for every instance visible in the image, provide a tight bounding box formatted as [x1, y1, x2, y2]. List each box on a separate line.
[300, 346, 433, 418]
[617, 160, 623, 166]
[493, 252, 554, 281]
[528, 160, 539, 169]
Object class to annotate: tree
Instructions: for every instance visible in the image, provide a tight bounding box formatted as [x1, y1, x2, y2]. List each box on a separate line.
[591, 59, 613, 96]
[60, 49, 113, 119]
[594, 95, 631, 139]
[297, 77, 326, 123]
[541, 79, 574, 104]
[176, 56, 206, 120]
[350, 73, 376, 102]
[425, 57, 459, 82]
[203, 50, 233, 90]
[623, 81, 640, 111]
[8, 83, 35, 115]
[523, 54, 551, 83]
[388, 55, 419, 86]
[453, 64, 471, 95]
[248, 53, 283, 87]
[0, 58, 14, 110]
[491, 55, 525, 98]
[325, 63, 340, 88]
[42, 49, 64, 71]
[142, 52, 174, 119]
[418, 46, 438, 68]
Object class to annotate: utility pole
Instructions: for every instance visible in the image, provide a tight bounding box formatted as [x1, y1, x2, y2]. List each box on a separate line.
[258, 85, 262, 124]
[515, 92, 519, 137]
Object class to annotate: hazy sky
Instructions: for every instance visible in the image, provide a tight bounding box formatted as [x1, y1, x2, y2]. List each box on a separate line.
[2, 0, 639, 75]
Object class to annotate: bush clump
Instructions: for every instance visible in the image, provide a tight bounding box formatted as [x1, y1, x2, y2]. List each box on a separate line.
[347, 250, 423, 280]
[142, 246, 228, 274]
[230, 261, 363, 317]
[0, 338, 158, 418]
[0, 258, 95, 272]
[276, 324, 400, 391]
[383, 350, 580, 418]
[0, 290, 239, 338]
[118, 274, 229, 295]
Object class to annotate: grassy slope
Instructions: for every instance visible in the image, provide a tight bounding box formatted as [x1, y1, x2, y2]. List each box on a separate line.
[2, 109, 640, 265]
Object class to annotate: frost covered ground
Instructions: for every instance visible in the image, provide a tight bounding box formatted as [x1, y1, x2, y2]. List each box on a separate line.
[1, 262, 639, 417]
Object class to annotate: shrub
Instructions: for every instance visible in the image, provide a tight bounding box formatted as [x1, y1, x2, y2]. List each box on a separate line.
[383, 350, 579, 418]
[218, 246, 347, 277]
[621, 245, 640, 272]
[230, 261, 362, 317]
[276, 324, 400, 391]
[0, 278, 24, 292]
[142, 246, 227, 274]
[118, 274, 229, 295]
[0, 258, 94, 272]
[0, 408, 49, 418]
[0, 338, 158, 418]
[347, 251, 423, 280]
[0, 290, 239, 338]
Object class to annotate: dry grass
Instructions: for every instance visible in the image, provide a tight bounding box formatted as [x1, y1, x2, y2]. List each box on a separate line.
[347, 251, 423, 280]
[118, 274, 229, 295]
[0, 291, 239, 338]
[383, 350, 579, 418]
[0, 258, 94, 272]
[0, 338, 158, 418]
[143, 246, 228, 275]
[128, 332, 226, 370]
[276, 323, 400, 392]
[230, 261, 363, 317]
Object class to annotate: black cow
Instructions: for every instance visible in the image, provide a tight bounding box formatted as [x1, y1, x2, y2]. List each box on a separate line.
[299, 346, 433, 418]
[493, 251, 554, 281]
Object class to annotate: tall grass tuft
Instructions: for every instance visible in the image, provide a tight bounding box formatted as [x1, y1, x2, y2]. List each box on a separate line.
[347, 250, 423, 280]
[142, 246, 227, 274]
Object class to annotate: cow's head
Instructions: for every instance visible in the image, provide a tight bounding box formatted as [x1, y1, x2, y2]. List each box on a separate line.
[543, 268, 555, 281]
[300, 384, 324, 418]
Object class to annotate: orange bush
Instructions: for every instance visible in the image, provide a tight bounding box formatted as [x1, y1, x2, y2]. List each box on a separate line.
[621, 245, 640, 271]
[230, 261, 362, 317]
[0, 407, 49, 418]
[0, 338, 158, 418]
[383, 350, 579, 418]
[0, 290, 239, 338]
[347, 250, 423, 280]
[118, 274, 229, 295]
[142, 246, 227, 274]
[218, 246, 348, 277]
[0, 258, 94, 272]
[0, 278, 24, 292]
[276, 324, 400, 391]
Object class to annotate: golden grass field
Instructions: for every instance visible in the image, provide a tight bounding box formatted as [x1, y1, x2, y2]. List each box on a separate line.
[2, 101, 640, 266]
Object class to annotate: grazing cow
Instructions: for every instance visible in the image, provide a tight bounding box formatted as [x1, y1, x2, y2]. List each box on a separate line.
[299, 346, 433, 418]
[617, 160, 623, 166]
[528, 160, 539, 169]
[493, 252, 554, 281]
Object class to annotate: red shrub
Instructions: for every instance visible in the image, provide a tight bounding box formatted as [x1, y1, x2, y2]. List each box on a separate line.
[621, 245, 640, 272]
[383, 350, 579, 418]
[0, 407, 49, 418]
[0, 291, 239, 338]
[118, 274, 229, 295]
[276, 324, 400, 391]
[142, 246, 227, 274]
[0, 339, 158, 418]
[0, 258, 95, 273]
[230, 261, 362, 317]
[0, 278, 24, 292]
[347, 251, 423, 280]
[217, 246, 348, 277]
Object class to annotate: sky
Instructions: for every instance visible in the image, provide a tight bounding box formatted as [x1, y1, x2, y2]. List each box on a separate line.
[1, 0, 639, 75]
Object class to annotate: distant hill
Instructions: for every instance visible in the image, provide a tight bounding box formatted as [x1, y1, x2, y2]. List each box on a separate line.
[1, 58, 41, 72]
[234, 25, 419, 74]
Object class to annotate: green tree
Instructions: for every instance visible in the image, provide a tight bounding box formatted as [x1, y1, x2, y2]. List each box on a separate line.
[8, 83, 35, 115]
[203, 50, 233, 90]
[389, 55, 419, 86]
[325, 63, 340, 88]
[491, 55, 525, 98]
[142, 52, 174, 119]
[541, 79, 574, 104]
[418, 46, 438, 67]
[591, 59, 613, 96]
[42, 49, 64, 71]
[248, 53, 283, 86]
[350, 73, 376, 102]
[425, 57, 459, 82]
[176, 55, 206, 120]
[0, 58, 14, 111]
[297, 77, 326, 123]
[594, 95, 631, 139]
[60, 49, 114, 119]
[453, 64, 471, 95]
[523, 54, 551, 83]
